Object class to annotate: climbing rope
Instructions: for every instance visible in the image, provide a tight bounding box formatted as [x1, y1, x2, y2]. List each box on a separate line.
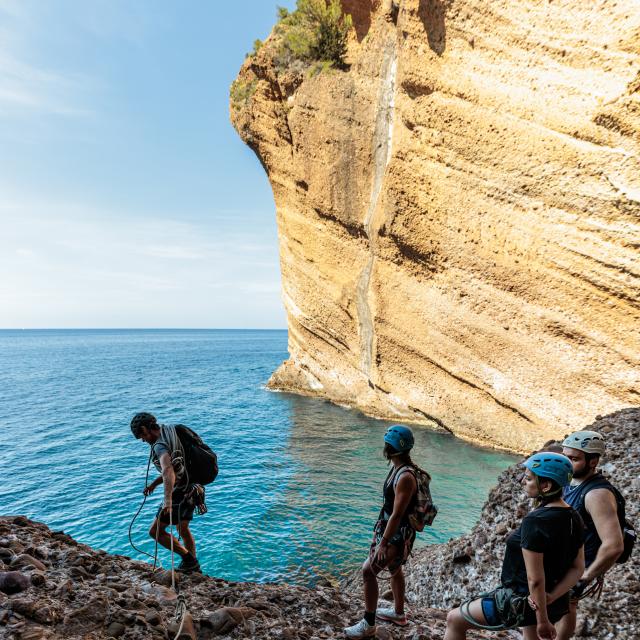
[459, 591, 529, 631]
[575, 575, 605, 601]
[129, 442, 194, 639]
[168, 501, 189, 640]
[129, 449, 163, 566]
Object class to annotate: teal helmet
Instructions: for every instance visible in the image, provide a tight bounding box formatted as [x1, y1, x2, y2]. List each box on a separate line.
[384, 425, 414, 453]
[523, 452, 573, 488]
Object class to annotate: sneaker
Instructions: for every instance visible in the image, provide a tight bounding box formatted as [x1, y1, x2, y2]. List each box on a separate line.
[177, 555, 201, 573]
[344, 619, 376, 638]
[376, 606, 408, 626]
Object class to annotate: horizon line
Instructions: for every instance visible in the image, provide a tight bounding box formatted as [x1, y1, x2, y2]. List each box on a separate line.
[0, 327, 288, 331]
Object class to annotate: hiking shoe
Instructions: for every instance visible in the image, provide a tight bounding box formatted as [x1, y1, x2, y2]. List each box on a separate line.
[177, 556, 201, 573]
[344, 619, 376, 638]
[376, 606, 408, 626]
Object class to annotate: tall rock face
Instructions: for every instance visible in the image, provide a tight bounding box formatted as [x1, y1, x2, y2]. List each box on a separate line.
[231, 0, 640, 452]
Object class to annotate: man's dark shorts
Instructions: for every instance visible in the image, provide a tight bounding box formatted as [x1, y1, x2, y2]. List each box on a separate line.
[157, 486, 195, 524]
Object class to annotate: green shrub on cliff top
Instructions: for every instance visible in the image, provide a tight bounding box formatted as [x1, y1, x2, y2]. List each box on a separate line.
[276, 0, 352, 70]
[230, 78, 258, 110]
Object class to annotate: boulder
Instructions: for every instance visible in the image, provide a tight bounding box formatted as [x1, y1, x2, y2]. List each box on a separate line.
[0, 571, 30, 594]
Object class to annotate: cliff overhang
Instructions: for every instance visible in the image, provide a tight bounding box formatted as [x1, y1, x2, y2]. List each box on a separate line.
[231, 0, 640, 452]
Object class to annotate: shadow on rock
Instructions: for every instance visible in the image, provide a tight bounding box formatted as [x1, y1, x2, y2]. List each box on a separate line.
[418, 0, 448, 56]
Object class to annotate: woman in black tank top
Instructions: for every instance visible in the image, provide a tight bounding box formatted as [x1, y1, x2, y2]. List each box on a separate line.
[344, 426, 418, 639]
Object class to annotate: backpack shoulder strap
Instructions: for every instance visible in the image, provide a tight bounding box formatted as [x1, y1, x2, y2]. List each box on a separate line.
[578, 474, 623, 520]
[393, 465, 416, 489]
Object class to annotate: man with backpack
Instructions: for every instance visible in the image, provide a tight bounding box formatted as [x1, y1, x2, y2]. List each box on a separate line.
[130, 412, 217, 574]
[556, 430, 625, 639]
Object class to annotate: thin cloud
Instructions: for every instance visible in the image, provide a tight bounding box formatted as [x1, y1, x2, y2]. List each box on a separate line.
[0, 195, 284, 328]
[0, 5, 97, 118]
[142, 245, 205, 261]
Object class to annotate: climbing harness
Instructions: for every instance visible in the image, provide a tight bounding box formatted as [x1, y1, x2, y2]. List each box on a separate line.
[460, 588, 530, 631]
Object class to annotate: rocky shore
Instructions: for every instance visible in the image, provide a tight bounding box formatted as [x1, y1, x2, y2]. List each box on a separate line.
[0, 520, 518, 640]
[2, 409, 637, 639]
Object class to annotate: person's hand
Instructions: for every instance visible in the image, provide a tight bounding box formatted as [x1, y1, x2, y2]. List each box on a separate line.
[160, 500, 172, 519]
[143, 484, 156, 496]
[536, 620, 557, 640]
[570, 579, 588, 600]
[374, 540, 388, 566]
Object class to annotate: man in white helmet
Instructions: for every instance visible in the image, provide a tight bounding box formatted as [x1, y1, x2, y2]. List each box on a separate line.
[556, 430, 624, 639]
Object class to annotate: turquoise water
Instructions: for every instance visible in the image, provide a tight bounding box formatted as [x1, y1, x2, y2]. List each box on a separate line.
[0, 329, 517, 584]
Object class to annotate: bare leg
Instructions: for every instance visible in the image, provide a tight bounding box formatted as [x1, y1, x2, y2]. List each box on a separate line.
[444, 599, 487, 640]
[390, 568, 405, 614]
[556, 602, 578, 640]
[363, 545, 401, 615]
[522, 625, 541, 640]
[362, 559, 379, 616]
[149, 519, 188, 557]
[178, 521, 196, 557]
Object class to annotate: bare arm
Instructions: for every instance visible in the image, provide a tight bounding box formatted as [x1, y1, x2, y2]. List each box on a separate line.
[143, 475, 163, 496]
[547, 545, 585, 604]
[159, 453, 175, 509]
[522, 548, 556, 640]
[582, 489, 624, 582]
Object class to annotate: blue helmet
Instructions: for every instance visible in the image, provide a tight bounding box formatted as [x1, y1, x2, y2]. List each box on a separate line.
[384, 425, 414, 453]
[523, 452, 573, 487]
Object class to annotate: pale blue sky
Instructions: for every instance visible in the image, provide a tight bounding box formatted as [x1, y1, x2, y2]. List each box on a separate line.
[0, 0, 297, 328]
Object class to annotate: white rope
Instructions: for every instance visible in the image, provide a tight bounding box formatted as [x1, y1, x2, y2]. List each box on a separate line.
[168, 498, 188, 640]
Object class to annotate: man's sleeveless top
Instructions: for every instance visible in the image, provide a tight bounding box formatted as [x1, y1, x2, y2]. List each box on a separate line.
[563, 472, 617, 567]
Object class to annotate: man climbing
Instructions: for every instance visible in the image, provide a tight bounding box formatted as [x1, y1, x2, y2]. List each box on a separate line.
[130, 412, 201, 573]
[556, 430, 624, 639]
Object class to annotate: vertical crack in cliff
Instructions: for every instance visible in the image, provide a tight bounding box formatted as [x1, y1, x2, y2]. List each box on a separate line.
[356, 40, 398, 381]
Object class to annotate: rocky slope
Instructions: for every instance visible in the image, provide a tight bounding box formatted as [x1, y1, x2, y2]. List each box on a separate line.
[231, 0, 640, 452]
[0, 519, 519, 640]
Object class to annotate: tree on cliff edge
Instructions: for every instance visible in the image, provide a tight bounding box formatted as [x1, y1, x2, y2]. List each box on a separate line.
[276, 0, 353, 69]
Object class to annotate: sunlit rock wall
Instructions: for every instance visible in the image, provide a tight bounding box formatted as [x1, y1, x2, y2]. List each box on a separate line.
[231, 0, 640, 452]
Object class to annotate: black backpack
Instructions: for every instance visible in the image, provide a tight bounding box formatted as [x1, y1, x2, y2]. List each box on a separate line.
[577, 475, 636, 564]
[175, 425, 218, 486]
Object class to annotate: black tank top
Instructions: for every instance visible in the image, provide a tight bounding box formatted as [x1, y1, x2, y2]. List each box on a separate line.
[381, 465, 417, 523]
[563, 473, 618, 567]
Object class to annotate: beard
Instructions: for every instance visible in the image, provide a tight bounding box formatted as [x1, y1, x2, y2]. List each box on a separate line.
[572, 462, 591, 479]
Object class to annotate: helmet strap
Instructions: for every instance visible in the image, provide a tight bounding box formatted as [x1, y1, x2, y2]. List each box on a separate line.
[534, 476, 561, 505]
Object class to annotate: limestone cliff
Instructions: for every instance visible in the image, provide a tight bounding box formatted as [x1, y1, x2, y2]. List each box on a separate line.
[231, 0, 640, 452]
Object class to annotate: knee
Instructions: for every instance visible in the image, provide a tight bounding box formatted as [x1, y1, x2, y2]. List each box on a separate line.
[446, 607, 462, 630]
[149, 521, 164, 539]
[362, 560, 376, 581]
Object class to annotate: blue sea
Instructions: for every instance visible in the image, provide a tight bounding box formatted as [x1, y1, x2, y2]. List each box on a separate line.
[0, 329, 518, 584]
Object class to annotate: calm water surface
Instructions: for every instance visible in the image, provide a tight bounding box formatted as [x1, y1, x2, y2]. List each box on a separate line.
[0, 329, 518, 584]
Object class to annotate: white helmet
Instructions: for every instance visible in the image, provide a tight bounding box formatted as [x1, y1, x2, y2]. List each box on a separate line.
[562, 430, 605, 456]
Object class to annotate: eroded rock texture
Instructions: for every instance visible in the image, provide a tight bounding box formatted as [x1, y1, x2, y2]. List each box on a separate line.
[231, 0, 640, 451]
